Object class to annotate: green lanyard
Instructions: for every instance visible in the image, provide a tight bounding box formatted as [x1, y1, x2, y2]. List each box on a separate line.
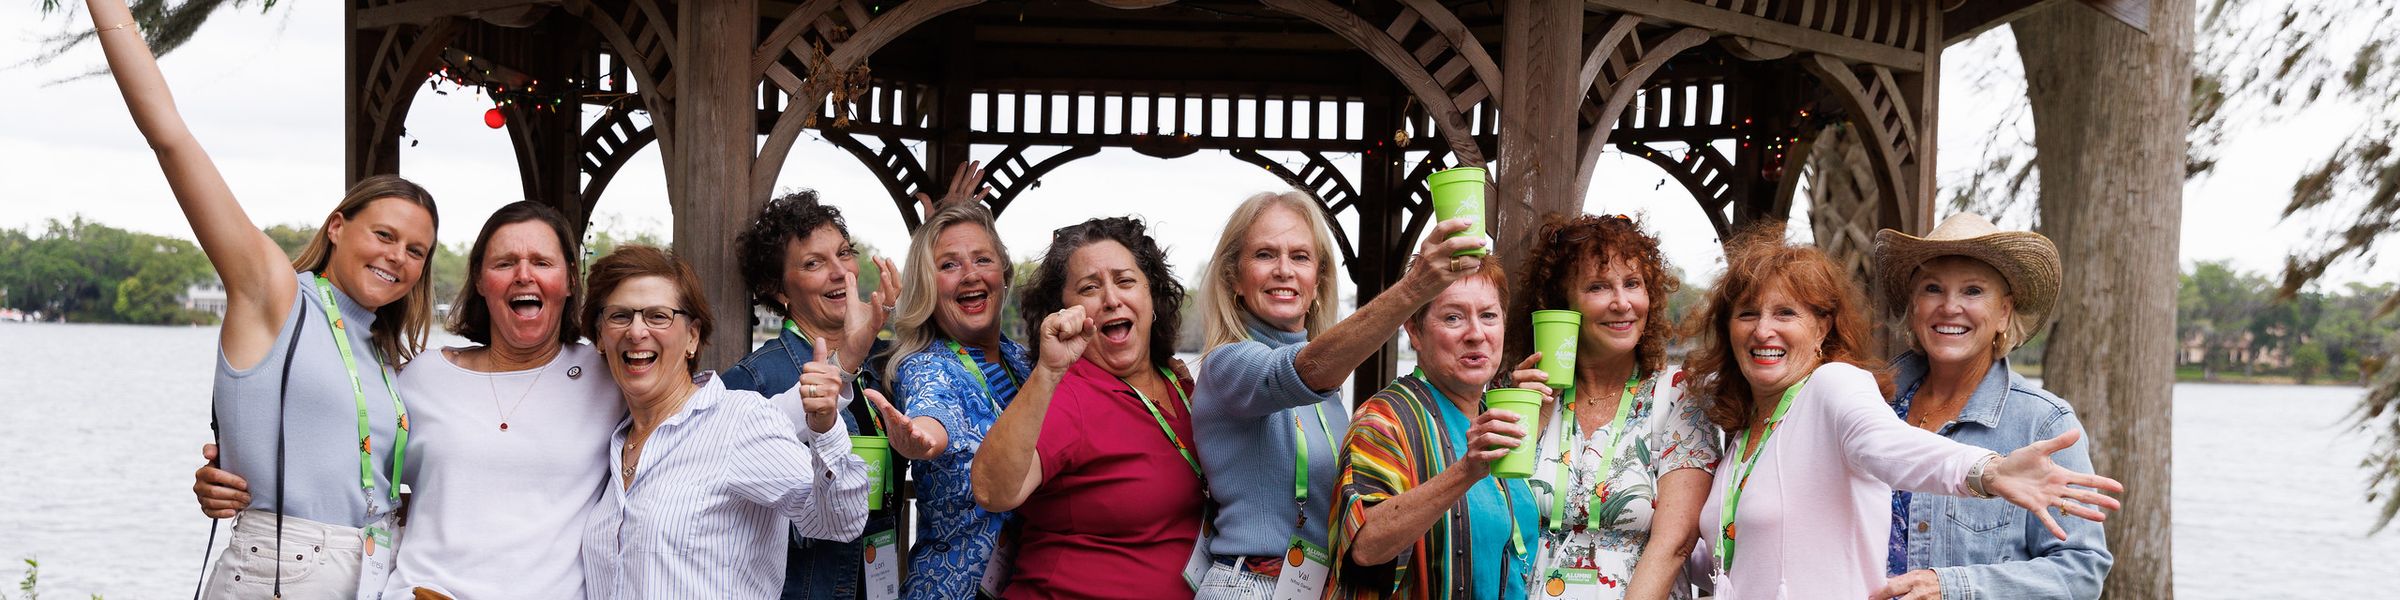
[1291, 401, 1339, 526]
[311, 277, 407, 503]
[1122, 368, 1203, 481]
[1415, 370, 1527, 556]
[1715, 376, 1808, 572]
[943, 339, 1022, 417]
[1546, 376, 1640, 531]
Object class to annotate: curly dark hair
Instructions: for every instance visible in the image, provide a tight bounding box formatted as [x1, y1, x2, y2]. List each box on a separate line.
[1680, 221, 1889, 432]
[735, 189, 851, 318]
[1018, 217, 1185, 370]
[1504, 214, 1680, 379]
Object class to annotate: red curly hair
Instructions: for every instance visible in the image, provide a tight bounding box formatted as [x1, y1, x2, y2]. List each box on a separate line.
[1505, 214, 1680, 378]
[1680, 222, 1890, 432]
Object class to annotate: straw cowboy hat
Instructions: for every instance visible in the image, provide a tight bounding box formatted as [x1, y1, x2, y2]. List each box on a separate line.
[1872, 212, 2061, 349]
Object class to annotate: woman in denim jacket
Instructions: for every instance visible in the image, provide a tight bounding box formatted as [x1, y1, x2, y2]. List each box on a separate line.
[1870, 213, 2113, 600]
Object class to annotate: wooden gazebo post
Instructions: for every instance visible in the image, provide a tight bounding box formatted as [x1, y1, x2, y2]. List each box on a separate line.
[673, 0, 761, 371]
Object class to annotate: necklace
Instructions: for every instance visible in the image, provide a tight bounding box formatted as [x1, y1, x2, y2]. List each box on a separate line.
[621, 438, 642, 484]
[485, 351, 555, 432]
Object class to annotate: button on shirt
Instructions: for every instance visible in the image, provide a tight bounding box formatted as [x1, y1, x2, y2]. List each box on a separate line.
[582, 373, 872, 599]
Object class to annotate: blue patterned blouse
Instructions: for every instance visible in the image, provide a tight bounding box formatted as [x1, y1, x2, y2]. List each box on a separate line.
[893, 336, 1031, 600]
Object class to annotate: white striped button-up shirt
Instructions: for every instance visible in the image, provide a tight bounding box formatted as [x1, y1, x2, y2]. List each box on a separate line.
[583, 373, 871, 599]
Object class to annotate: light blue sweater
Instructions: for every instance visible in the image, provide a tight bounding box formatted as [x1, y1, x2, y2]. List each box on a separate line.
[1192, 316, 1349, 555]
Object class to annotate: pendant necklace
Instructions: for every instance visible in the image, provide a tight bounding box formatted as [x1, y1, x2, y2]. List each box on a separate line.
[487, 352, 555, 432]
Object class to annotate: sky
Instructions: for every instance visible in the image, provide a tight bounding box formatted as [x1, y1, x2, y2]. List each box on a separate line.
[4, 1, 2390, 294]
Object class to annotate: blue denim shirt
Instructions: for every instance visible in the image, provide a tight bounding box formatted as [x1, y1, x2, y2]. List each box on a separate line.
[1891, 352, 2113, 600]
[720, 326, 894, 600]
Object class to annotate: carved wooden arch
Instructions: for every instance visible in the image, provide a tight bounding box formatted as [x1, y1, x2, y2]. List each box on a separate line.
[578, 104, 658, 207]
[1260, 0, 1498, 166]
[1571, 16, 1712, 201]
[819, 130, 937, 227]
[354, 18, 463, 178]
[1799, 53, 1921, 237]
[1620, 141, 1740, 238]
[1793, 122, 1881, 282]
[561, 0, 678, 160]
[752, 0, 984, 203]
[981, 144, 1105, 218]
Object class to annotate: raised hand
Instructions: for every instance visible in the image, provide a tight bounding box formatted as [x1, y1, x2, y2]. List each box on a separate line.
[915, 160, 991, 219]
[194, 443, 249, 519]
[866, 388, 948, 460]
[839, 256, 900, 368]
[1456, 409, 1527, 477]
[1401, 218, 1489, 292]
[1036, 305, 1094, 372]
[1507, 353, 1558, 419]
[1986, 428, 2125, 540]
[796, 336, 849, 435]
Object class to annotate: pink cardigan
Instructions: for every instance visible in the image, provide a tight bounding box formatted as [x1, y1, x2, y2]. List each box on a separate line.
[1697, 362, 1990, 599]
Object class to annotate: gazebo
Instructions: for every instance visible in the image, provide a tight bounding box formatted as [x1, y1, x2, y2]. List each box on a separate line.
[342, 0, 2124, 397]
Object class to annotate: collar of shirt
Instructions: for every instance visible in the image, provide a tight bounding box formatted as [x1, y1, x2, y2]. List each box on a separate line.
[1891, 351, 2014, 429]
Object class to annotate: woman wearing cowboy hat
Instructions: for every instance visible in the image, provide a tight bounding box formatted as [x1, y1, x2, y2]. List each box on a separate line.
[1869, 213, 2113, 600]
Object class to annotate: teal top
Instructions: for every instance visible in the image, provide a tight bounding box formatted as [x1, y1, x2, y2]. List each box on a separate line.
[1427, 381, 1537, 600]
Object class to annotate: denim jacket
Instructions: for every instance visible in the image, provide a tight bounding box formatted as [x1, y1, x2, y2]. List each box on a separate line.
[1892, 352, 2113, 600]
[719, 326, 894, 600]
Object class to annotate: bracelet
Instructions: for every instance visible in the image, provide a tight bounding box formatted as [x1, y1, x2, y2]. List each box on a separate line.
[96, 21, 137, 34]
[1965, 453, 2001, 499]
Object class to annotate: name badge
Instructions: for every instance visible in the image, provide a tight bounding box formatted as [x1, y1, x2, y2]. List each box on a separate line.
[1182, 524, 1216, 589]
[980, 525, 1014, 597]
[1269, 538, 1330, 600]
[355, 513, 400, 600]
[1539, 568, 1600, 599]
[862, 529, 899, 600]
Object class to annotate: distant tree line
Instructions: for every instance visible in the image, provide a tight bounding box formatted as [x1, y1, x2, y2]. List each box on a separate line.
[2179, 260, 2398, 385]
[0, 216, 674, 327]
[0, 217, 214, 324]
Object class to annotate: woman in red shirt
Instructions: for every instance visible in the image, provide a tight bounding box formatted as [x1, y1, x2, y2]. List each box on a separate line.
[974, 217, 1204, 598]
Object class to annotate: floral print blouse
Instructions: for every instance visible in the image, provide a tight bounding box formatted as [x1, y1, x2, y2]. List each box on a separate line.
[1526, 371, 1721, 599]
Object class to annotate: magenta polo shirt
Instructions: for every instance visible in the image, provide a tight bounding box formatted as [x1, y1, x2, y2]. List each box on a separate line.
[1003, 358, 1206, 599]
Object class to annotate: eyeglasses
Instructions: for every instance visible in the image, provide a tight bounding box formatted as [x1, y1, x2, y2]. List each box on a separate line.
[600, 306, 692, 330]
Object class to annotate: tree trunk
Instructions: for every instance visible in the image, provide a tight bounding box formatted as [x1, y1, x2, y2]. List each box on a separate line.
[2016, 0, 2190, 596]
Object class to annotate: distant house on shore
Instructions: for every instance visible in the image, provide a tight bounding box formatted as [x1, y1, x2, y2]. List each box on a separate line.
[183, 282, 228, 317]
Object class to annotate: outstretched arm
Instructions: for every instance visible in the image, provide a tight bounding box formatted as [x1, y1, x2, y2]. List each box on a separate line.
[1291, 218, 1485, 392]
[970, 306, 1090, 512]
[87, 0, 296, 369]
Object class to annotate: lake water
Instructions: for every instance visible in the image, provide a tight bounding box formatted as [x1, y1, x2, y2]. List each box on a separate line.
[1, 322, 2394, 598]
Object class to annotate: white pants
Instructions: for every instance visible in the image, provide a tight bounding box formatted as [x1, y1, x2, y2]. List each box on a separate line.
[1195, 558, 1277, 600]
[203, 509, 363, 599]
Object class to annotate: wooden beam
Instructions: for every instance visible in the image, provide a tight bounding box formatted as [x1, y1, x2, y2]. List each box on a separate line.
[1581, 0, 1925, 71]
[1495, 0, 1582, 276]
[670, 0, 760, 372]
[2078, 0, 2150, 34]
[1941, 0, 2065, 46]
[357, 0, 554, 29]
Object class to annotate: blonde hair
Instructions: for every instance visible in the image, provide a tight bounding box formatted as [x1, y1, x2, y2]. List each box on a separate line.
[1197, 191, 1342, 354]
[884, 203, 1014, 383]
[290, 175, 440, 364]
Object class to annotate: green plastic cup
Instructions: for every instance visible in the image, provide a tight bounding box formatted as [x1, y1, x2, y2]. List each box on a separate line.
[850, 435, 891, 510]
[1426, 166, 1491, 256]
[1483, 387, 1544, 479]
[1531, 310, 1581, 392]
